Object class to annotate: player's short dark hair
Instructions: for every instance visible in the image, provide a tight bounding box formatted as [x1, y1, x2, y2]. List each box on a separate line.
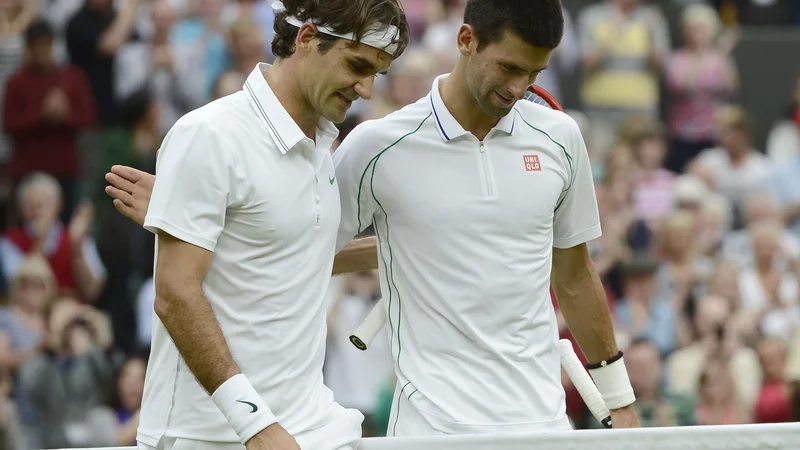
[464, 0, 564, 51]
[271, 0, 410, 60]
[25, 19, 54, 44]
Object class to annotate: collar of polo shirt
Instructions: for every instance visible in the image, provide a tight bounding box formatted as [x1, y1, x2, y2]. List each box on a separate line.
[428, 74, 516, 142]
[242, 63, 340, 154]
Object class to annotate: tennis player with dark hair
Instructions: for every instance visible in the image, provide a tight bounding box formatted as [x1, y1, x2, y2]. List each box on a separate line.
[106, 1, 410, 450]
[108, 0, 640, 438]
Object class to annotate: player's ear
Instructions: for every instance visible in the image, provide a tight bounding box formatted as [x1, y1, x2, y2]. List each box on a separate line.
[456, 24, 477, 56]
[295, 23, 319, 55]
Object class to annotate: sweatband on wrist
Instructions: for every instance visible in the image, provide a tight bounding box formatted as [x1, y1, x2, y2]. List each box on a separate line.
[587, 355, 636, 410]
[211, 374, 277, 445]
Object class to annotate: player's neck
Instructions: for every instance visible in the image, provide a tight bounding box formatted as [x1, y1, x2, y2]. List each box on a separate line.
[265, 59, 321, 140]
[440, 66, 500, 141]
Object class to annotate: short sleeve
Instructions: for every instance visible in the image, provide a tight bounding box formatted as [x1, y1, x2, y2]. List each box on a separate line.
[332, 124, 379, 253]
[552, 118, 602, 249]
[143, 122, 235, 252]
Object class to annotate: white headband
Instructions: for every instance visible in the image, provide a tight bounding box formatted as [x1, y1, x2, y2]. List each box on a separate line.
[271, 1, 400, 55]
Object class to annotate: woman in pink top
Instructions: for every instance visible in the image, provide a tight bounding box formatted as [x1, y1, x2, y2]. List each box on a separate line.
[665, 3, 738, 173]
[695, 359, 747, 425]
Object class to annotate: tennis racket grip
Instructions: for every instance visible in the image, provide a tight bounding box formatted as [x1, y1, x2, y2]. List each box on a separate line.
[558, 339, 612, 429]
[349, 297, 387, 351]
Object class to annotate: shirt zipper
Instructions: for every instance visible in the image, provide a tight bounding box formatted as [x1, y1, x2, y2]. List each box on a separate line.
[479, 141, 495, 197]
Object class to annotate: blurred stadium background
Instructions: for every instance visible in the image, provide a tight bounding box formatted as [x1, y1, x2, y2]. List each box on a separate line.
[0, 0, 798, 448]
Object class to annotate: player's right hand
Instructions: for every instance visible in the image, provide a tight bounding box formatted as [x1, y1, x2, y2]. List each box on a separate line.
[105, 165, 155, 226]
[245, 423, 301, 450]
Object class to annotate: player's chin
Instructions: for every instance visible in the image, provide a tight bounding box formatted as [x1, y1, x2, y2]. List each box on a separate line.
[321, 106, 347, 124]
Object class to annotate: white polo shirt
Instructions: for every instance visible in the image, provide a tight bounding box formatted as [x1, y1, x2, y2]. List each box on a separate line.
[138, 64, 343, 446]
[333, 74, 601, 434]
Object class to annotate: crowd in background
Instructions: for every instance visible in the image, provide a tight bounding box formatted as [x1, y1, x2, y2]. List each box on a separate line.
[0, 0, 797, 448]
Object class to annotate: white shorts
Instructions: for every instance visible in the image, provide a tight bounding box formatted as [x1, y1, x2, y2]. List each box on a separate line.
[387, 381, 573, 437]
[138, 407, 363, 450]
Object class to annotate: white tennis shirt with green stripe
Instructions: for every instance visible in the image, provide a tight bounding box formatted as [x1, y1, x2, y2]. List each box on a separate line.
[333, 74, 601, 435]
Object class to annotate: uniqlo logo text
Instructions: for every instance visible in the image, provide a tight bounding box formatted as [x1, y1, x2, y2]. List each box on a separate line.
[523, 155, 541, 171]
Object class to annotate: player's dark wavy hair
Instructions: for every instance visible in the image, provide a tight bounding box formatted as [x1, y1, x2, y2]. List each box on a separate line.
[271, 0, 410, 60]
[464, 0, 564, 51]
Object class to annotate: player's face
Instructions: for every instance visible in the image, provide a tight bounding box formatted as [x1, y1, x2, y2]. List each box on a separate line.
[465, 30, 551, 118]
[303, 39, 393, 123]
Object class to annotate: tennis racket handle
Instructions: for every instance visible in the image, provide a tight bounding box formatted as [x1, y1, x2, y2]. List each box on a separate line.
[349, 297, 387, 351]
[558, 339, 613, 429]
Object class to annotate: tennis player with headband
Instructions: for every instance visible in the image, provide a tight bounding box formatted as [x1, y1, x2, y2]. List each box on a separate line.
[113, 1, 410, 450]
[108, 0, 640, 440]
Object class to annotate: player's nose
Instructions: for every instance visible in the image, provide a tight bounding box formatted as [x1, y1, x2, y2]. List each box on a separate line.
[508, 82, 528, 101]
[354, 76, 375, 100]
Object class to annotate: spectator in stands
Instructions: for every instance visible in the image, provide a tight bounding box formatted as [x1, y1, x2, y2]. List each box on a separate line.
[0, 367, 23, 449]
[664, 2, 738, 173]
[533, 5, 579, 103]
[170, 0, 229, 105]
[654, 210, 714, 322]
[577, 0, 671, 158]
[765, 72, 800, 162]
[18, 297, 116, 448]
[212, 70, 247, 100]
[695, 193, 733, 258]
[721, 192, 800, 271]
[215, 19, 266, 84]
[623, 338, 696, 427]
[365, 48, 438, 119]
[0, 173, 106, 302]
[0, 0, 37, 167]
[110, 355, 146, 446]
[695, 358, 748, 424]
[325, 271, 392, 438]
[738, 220, 799, 339]
[96, 89, 158, 353]
[667, 295, 761, 417]
[422, 0, 467, 68]
[705, 262, 741, 311]
[630, 122, 676, 225]
[753, 336, 793, 423]
[0, 256, 54, 371]
[221, 0, 275, 59]
[690, 105, 773, 224]
[2, 20, 96, 223]
[115, 0, 194, 135]
[614, 253, 676, 356]
[66, 0, 141, 126]
[766, 90, 800, 242]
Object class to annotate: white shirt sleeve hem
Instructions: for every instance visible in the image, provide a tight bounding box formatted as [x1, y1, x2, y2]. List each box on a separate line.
[144, 216, 217, 252]
[553, 224, 602, 249]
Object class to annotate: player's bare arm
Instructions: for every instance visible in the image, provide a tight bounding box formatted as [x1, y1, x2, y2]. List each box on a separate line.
[332, 236, 378, 275]
[106, 165, 378, 275]
[154, 230, 298, 449]
[551, 243, 641, 428]
[153, 230, 241, 393]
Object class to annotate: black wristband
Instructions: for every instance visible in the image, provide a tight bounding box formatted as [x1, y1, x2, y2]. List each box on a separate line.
[585, 350, 623, 370]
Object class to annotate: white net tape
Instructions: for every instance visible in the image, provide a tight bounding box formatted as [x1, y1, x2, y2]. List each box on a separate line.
[56, 423, 800, 450]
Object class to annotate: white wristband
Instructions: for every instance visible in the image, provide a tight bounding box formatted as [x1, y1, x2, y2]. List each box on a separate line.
[211, 374, 277, 445]
[588, 357, 636, 410]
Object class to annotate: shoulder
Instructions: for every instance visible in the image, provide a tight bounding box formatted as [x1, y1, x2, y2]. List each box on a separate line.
[512, 102, 583, 149]
[160, 97, 249, 163]
[337, 99, 433, 158]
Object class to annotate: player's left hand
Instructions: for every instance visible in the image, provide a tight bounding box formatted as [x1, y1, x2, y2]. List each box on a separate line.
[609, 404, 641, 428]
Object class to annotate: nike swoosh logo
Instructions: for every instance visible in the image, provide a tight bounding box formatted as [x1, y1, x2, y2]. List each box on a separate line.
[329, 176, 336, 185]
[236, 400, 258, 413]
